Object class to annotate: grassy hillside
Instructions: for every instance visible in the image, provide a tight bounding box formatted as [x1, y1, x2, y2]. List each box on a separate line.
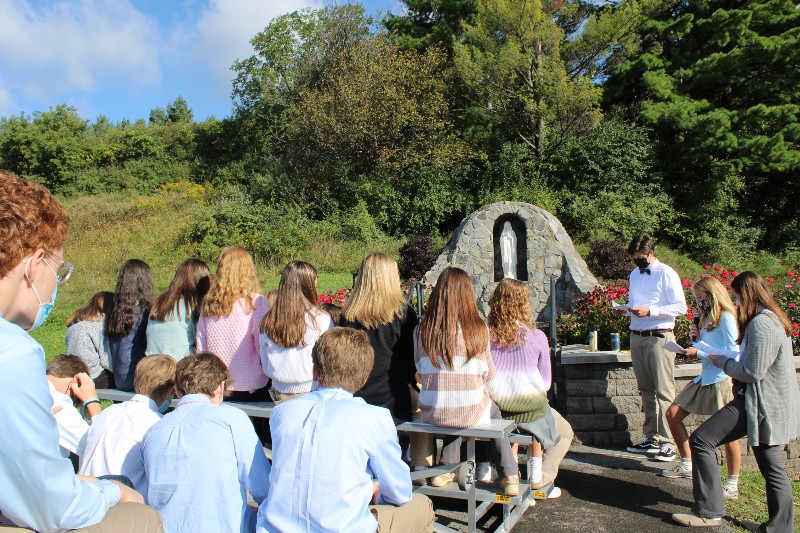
[29, 189, 400, 361]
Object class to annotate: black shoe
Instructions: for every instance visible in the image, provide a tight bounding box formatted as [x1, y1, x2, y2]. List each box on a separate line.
[626, 437, 659, 454]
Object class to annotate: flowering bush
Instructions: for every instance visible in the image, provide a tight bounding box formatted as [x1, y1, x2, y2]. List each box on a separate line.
[558, 265, 799, 357]
[317, 288, 351, 307]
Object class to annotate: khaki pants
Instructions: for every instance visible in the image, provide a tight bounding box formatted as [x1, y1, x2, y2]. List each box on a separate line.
[630, 332, 676, 445]
[370, 493, 434, 533]
[0, 504, 163, 533]
[535, 409, 574, 488]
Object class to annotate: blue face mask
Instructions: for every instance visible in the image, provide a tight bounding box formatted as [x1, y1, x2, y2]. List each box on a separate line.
[158, 400, 171, 414]
[26, 259, 58, 332]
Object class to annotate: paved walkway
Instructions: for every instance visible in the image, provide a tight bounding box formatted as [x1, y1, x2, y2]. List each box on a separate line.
[431, 445, 735, 532]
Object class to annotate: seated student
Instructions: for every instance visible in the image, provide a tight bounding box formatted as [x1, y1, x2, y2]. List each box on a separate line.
[141, 352, 271, 533]
[258, 327, 434, 533]
[46, 355, 102, 463]
[65, 291, 114, 388]
[0, 169, 161, 532]
[78, 355, 177, 493]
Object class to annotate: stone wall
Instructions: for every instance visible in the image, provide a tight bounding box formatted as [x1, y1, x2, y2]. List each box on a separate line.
[424, 202, 598, 321]
[557, 347, 800, 478]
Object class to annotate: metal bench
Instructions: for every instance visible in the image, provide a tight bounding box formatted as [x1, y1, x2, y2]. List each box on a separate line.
[396, 419, 534, 533]
[95, 389, 275, 418]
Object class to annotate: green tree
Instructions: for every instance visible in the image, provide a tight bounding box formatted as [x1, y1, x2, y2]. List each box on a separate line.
[603, 0, 800, 254]
[452, 0, 603, 161]
[166, 96, 194, 123]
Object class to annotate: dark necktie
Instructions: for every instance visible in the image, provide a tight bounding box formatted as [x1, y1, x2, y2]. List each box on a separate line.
[640, 268, 651, 275]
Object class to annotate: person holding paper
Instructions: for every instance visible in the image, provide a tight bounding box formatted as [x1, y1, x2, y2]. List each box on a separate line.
[659, 277, 741, 500]
[613, 235, 687, 460]
[673, 271, 799, 530]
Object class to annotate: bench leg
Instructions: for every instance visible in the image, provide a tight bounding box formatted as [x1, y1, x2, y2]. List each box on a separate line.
[467, 437, 476, 533]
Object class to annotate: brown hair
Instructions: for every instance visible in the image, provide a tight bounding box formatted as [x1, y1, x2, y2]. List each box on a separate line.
[46, 354, 90, 378]
[260, 261, 319, 348]
[106, 259, 154, 336]
[0, 170, 69, 279]
[319, 302, 342, 324]
[175, 352, 232, 397]
[342, 253, 405, 329]
[134, 355, 177, 400]
[66, 291, 114, 328]
[151, 258, 211, 322]
[692, 276, 736, 332]
[312, 327, 374, 393]
[730, 271, 792, 342]
[420, 267, 488, 369]
[488, 279, 535, 347]
[201, 246, 261, 318]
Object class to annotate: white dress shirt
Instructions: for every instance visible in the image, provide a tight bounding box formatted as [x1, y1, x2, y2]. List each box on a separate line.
[627, 259, 688, 331]
[77, 394, 161, 493]
[48, 381, 90, 457]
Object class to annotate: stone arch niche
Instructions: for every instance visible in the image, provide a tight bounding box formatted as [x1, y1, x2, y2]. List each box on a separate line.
[424, 202, 598, 321]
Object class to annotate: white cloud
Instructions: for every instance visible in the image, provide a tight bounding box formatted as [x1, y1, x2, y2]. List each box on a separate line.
[0, 0, 161, 102]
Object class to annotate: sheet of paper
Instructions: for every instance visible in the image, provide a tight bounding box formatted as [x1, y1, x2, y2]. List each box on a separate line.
[693, 341, 739, 359]
[663, 340, 684, 353]
[611, 300, 629, 312]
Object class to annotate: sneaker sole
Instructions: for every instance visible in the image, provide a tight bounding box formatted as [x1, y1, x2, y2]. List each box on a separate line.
[626, 448, 659, 454]
[653, 455, 677, 462]
[659, 472, 692, 479]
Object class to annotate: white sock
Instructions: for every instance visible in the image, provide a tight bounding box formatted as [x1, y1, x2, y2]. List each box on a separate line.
[681, 458, 692, 467]
[413, 465, 428, 471]
[726, 474, 739, 488]
[530, 457, 543, 484]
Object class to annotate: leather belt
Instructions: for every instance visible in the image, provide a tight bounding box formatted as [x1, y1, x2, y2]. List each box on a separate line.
[631, 329, 673, 338]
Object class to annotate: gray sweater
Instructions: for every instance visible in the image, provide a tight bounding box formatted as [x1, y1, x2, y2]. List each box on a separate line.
[65, 320, 111, 379]
[714, 312, 800, 446]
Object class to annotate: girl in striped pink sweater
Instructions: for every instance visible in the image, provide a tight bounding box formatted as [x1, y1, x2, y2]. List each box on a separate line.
[488, 279, 573, 498]
[414, 267, 519, 496]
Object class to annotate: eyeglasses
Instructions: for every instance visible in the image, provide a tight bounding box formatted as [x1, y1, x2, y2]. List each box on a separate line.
[45, 252, 75, 285]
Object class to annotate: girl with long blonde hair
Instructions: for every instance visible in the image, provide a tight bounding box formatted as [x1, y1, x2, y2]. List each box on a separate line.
[662, 276, 741, 494]
[488, 278, 573, 499]
[259, 261, 333, 402]
[196, 246, 269, 402]
[413, 267, 519, 496]
[340, 253, 418, 421]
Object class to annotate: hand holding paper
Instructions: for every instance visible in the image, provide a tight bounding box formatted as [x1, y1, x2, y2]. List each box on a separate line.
[693, 341, 739, 359]
[611, 300, 629, 314]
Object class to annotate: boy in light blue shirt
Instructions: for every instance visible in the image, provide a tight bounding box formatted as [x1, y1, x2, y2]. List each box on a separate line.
[258, 327, 434, 533]
[142, 351, 271, 533]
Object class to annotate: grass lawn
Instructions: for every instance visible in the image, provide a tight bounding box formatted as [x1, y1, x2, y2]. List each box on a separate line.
[720, 467, 800, 532]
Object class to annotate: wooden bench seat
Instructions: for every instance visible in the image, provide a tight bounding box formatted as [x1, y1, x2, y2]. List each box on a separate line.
[95, 389, 275, 418]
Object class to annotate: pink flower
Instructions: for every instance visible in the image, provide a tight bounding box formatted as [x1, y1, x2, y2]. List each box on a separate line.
[793, 322, 799, 328]
[703, 265, 710, 269]
[793, 330, 799, 337]
[731, 271, 737, 276]
[714, 266, 721, 271]
[767, 277, 775, 283]
[722, 269, 729, 276]
[788, 272, 795, 277]
[318, 294, 332, 304]
[790, 303, 797, 309]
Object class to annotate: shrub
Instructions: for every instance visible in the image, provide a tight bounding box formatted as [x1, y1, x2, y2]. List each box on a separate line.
[586, 239, 631, 281]
[398, 236, 439, 280]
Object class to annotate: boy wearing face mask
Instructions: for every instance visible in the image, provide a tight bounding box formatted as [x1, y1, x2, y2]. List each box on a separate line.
[0, 170, 163, 532]
[613, 234, 687, 460]
[78, 354, 177, 494]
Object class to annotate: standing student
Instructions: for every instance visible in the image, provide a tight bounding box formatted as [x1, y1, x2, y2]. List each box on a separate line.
[106, 259, 154, 391]
[258, 328, 434, 533]
[613, 234, 687, 459]
[673, 271, 800, 530]
[340, 253, 418, 422]
[66, 291, 114, 388]
[146, 258, 210, 360]
[660, 276, 741, 499]
[78, 355, 177, 494]
[259, 261, 333, 402]
[142, 352, 271, 533]
[413, 267, 520, 496]
[488, 279, 574, 499]
[0, 169, 161, 532]
[196, 246, 269, 402]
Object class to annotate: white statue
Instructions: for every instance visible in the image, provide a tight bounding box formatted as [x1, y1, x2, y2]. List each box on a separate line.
[500, 221, 517, 279]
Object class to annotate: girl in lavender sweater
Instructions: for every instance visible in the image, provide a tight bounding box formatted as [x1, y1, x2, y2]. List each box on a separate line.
[488, 278, 574, 499]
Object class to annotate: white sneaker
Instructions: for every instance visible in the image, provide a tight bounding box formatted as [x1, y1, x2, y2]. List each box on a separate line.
[547, 486, 562, 499]
[724, 485, 739, 499]
[659, 462, 692, 479]
[476, 462, 497, 482]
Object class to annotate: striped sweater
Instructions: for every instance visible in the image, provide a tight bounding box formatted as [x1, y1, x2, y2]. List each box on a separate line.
[489, 327, 551, 423]
[414, 325, 495, 428]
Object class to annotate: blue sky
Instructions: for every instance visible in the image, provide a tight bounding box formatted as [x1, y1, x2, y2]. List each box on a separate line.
[0, 0, 405, 123]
